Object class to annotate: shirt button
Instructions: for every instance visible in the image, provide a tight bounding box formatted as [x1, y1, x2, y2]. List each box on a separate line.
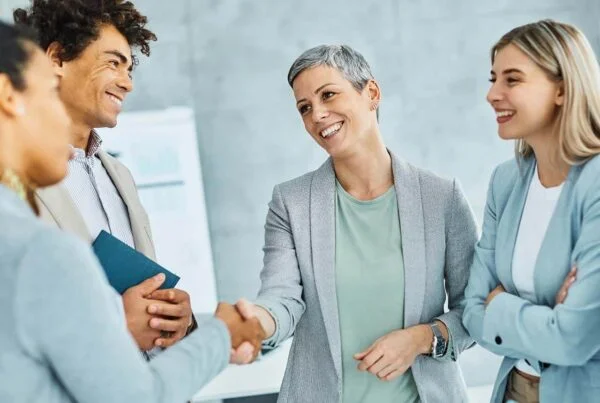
[495, 336, 502, 345]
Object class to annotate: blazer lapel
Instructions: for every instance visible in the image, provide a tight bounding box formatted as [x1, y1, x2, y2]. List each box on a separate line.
[495, 158, 535, 295]
[533, 165, 578, 306]
[98, 151, 148, 254]
[36, 184, 91, 241]
[310, 158, 342, 380]
[391, 154, 427, 327]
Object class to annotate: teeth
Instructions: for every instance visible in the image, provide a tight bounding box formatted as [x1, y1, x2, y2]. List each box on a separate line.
[108, 94, 122, 106]
[496, 111, 514, 118]
[320, 122, 342, 138]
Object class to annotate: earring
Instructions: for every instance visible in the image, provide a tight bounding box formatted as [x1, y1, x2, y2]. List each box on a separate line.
[370, 102, 379, 111]
[0, 168, 27, 200]
[0, 167, 38, 214]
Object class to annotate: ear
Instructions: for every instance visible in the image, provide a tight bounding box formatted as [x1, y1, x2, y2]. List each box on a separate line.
[46, 42, 65, 78]
[366, 79, 381, 103]
[0, 74, 25, 118]
[555, 81, 565, 106]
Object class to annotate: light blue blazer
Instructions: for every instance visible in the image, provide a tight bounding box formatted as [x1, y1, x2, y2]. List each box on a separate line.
[463, 155, 600, 403]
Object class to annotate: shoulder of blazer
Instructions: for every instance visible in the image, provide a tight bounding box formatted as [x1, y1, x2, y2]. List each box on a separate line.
[576, 154, 600, 188]
[491, 157, 525, 198]
[482, 157, 535, 222]
[391, 154, 457, 206]
[406, 161, 454, 191]
[99, 151, 133, 180]
[275, 159, 332, 199]
[98, 150, 139, 199]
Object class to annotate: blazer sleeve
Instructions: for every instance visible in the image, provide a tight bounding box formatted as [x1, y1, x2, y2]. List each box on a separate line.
[463, 168, 551, 361]
[15, 232, 230, 403]
[254, 184, 306, 349]
[481, 176, 600, 366]
[433, 179, 477, 360]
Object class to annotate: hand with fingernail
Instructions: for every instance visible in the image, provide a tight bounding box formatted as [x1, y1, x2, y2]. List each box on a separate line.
[122, 273, 166, 351]
[214, 302, 266, 364]
[146, 286, 194, 348]
[555, 266, 577, 305]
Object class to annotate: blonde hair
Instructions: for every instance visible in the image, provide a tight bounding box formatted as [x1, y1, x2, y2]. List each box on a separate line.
[492, 19, 600, 164]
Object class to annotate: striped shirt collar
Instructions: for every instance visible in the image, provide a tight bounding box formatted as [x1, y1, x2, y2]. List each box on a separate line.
[70, 130, 103, 160]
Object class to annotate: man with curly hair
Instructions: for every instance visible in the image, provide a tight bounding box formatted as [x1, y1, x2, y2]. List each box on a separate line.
[13, 0, 258, 362]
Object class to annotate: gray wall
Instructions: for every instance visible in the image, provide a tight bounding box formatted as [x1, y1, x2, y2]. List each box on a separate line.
[3, 0, 598, 302]
[2, 0, 599, 388]
[128, 0, 600, 304]
[135, 1, 599, 386]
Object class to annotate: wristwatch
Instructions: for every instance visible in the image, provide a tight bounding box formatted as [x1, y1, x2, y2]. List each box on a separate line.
[430, 322, 448, 358]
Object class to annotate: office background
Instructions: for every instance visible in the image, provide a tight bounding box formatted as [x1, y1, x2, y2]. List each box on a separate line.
[1, 0, 598, 400]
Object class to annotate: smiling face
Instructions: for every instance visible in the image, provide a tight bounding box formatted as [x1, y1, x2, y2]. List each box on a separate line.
[292, 65, 379, 158]
[487, 44, 563, 143]
[53, 24, 134, 131]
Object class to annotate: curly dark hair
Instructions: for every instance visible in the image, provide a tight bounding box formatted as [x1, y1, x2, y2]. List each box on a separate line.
[13, 0, 157, 66]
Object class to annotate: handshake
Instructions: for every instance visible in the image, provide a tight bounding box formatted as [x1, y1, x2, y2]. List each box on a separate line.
[214, 299, 268, 364]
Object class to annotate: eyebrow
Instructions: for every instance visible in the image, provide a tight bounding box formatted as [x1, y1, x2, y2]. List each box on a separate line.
[490, 68, 525, 76]
[104, 50, 133, 72]
[296, 83, 336, 106]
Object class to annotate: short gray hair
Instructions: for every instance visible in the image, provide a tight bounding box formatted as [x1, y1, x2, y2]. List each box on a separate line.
[287, 44, 374, 91]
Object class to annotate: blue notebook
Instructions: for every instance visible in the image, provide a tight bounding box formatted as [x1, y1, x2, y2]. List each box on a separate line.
[92, 230, 180, 294]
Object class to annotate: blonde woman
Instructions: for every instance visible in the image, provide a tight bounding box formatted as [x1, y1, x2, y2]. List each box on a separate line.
[463, 20, 600, 403]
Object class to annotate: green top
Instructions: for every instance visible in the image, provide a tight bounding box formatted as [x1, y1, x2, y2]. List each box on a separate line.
[335, 181, 420, 403]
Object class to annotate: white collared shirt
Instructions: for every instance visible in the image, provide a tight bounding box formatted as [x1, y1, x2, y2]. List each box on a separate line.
[62, 131, 135, 248]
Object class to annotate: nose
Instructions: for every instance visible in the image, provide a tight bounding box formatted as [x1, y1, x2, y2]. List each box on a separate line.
[486, 81, 503, 105]
[117, 71, 133, 93]
[311, 103, 329, 124]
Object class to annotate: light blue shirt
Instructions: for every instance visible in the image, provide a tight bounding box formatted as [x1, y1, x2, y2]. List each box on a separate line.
[0, 185, 230, 403]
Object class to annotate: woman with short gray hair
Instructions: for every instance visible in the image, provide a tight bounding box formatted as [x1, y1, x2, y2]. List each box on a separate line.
[236, 44, 477, 402]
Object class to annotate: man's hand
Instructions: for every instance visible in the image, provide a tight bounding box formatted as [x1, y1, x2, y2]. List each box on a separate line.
[147, 288, 193, 348]
[215, 302, 266, 364]
[122, 273, 165, 350]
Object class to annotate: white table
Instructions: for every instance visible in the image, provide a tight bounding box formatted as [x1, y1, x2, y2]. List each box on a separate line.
[191, 337, 493, 402]
[192, 339, 292, 402]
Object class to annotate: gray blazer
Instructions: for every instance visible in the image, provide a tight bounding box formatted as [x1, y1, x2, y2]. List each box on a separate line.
[255, 152, 477, 403]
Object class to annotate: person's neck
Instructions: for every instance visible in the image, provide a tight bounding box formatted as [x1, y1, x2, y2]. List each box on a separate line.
[333, 133, 393, 201]
[528, 133, 569, 188]
[0, 125, 25, 178]
[0, 130, 32, 204]
[70, 121, 93, 151]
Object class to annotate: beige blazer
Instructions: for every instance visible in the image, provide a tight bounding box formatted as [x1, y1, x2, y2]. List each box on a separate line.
[36, 150, 156, 261]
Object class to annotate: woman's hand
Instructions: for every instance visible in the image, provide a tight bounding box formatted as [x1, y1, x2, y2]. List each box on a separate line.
[485, 285, 506, 307]
[354, 324, 434, 381]
[555, 267, 577, 305]
[228, 298, 276, 365]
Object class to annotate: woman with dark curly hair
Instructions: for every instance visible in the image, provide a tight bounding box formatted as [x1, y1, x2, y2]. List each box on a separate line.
[0, 20, 264, 403]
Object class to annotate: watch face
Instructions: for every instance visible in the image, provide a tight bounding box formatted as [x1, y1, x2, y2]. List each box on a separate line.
[435, 337, 447, 357]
